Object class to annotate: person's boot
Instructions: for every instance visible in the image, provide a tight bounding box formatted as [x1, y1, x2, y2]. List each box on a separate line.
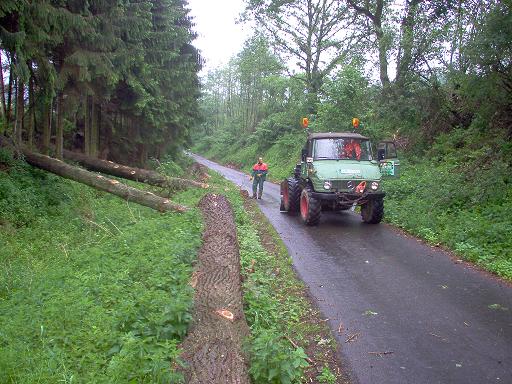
[252, 192, 257, 199]
[258, 191, 262, 199]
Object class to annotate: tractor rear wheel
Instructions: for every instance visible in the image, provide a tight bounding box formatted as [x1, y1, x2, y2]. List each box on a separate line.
[283, 178, 300, 213]
[361, 198, 384, 224]
[300, 187, 321, 225]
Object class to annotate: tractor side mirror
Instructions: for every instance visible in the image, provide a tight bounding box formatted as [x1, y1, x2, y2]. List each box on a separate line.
[301, 148, 308, 160]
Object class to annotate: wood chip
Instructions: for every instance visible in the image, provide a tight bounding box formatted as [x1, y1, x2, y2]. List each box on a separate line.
[215, 309, 234, 321]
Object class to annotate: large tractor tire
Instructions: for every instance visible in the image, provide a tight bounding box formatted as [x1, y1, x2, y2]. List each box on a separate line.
[361, 198, 384, 224]
[300, 187, 321, 225]
[282, 178, 300, 213]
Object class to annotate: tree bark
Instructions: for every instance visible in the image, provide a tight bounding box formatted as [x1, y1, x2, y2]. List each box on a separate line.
[6, 56, 14, 126]
[90, 100, 98, 157]
[347, 0, 390, 88]
[0, 54, 6, 120]
[180, 194, 251, 383]
[14, 80, 24, 145]
[28, 77, 35, 150]
[56, 93, 64, 159]
[84, 95, 91, 155]
[62, 149, 208, 189]
[23, 150, 188, 213]
[42, 101, 51, 155]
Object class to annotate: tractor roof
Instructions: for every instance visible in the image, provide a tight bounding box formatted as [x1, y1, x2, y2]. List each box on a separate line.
[308, 132, 369, 140]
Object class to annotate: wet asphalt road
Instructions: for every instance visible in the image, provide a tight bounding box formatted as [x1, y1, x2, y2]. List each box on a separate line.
[192, 154, 512, 384]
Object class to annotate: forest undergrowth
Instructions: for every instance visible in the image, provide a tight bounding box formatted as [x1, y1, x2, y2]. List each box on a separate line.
[0, 149, 204, 383]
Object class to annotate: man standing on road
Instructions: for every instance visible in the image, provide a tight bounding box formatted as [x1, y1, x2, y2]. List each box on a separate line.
[250, 157, 268, 199]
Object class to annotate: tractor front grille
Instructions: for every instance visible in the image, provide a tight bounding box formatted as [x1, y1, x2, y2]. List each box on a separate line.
[331, 180, 355, 192]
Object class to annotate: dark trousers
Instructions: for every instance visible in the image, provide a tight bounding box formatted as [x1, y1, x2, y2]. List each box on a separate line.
[252, 176, 264, 196]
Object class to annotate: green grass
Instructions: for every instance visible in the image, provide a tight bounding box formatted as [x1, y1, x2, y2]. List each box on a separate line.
[0, 153, 204, 383]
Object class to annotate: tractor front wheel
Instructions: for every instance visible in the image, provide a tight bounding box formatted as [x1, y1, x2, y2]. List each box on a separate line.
[300, 187, 321, 225]
[361, 198, 384, 224]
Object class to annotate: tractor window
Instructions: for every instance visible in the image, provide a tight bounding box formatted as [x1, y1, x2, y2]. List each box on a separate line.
[313, 138, 371, 161]
[377, 142, 398, 159]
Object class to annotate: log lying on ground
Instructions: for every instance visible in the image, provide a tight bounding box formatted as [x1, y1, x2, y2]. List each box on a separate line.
[180, 194, 250, 383]
[62, 150, 208, 190]
[23, 151, 188, 213]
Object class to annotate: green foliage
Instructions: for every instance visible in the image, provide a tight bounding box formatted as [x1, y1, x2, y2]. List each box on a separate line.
[248, 329, 309, 384]
[0, 157, 204, 383]
[316, 365, 337, 384]
[384, 132, 512, 278]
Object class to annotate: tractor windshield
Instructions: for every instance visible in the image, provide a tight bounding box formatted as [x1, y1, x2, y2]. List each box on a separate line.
[313, 138, 372, 161]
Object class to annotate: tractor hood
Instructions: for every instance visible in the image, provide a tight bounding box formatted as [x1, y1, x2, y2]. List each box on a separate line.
[311, 160, 381, 180]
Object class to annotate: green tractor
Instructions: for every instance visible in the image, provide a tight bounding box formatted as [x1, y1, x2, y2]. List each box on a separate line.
[280, 130, 399, 225]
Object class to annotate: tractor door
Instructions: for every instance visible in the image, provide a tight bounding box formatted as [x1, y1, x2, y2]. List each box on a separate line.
[377, 141, 400, 178]
[300, 140, 312, 178]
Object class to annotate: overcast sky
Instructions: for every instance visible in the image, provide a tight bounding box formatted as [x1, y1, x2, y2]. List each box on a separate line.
[187, 0, 253, 75]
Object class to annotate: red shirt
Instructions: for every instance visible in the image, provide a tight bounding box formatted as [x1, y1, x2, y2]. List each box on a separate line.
[252, 163, 268, 172]
[343, 142, 361, 160]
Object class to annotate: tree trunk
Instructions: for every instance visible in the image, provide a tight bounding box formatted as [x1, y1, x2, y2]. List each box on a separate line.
[90, 100, 99, 157]
[42, 101, 51, 155]
[28, 77, 35, 149]
[180, 194, 251, 383]
[0, 55, 6, 121]
[62, 149, 208, 190]
[14, 80, 24, 145]
[84, 95, 91, 155]
[23, 150, 188, 213]
[56, 93, 64, 159]
[395, 0, 420, 90]
[6, 56, 14, 127]
[375, 25, 390, 88]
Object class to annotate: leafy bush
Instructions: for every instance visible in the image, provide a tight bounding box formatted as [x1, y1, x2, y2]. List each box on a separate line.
[316, 365, 337, 384]
[248, 329, 309, 384]
[384, 142, 512, 278]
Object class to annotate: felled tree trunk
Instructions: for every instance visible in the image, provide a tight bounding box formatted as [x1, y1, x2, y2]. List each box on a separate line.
[180, 194, 251, 383]
[62, 149, 208, 190]
[23, 151, 187, 213]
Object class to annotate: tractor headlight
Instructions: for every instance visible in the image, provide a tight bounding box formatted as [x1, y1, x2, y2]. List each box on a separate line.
[371, 181, 379, 190]
[323, 181, 332, 190]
